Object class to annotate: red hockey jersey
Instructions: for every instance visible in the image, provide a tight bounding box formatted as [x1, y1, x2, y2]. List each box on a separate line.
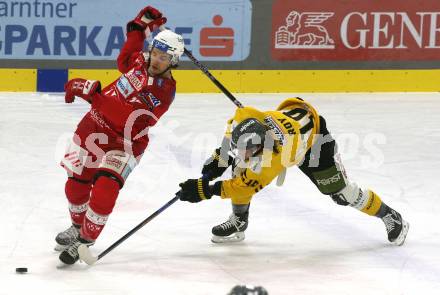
[90, 30, 176, 155]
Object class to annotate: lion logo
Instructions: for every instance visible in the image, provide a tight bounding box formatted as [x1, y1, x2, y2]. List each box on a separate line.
[275, 11, 335, 49]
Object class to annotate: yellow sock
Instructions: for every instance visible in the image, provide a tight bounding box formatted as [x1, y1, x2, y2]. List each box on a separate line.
[360, 190, 383, 216]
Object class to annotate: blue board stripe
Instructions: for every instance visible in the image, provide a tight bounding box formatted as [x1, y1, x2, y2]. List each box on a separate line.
[37, 69, 68, 92]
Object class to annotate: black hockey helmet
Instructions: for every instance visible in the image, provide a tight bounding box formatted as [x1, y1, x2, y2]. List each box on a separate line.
[231, 118, 267, 160]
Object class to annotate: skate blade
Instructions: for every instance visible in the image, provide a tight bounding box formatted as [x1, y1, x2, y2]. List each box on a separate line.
[392, 220, 410, 246]
[54, 244, 68, 252]
[56, 262, 72, 269]
[211, 232, 245, 243]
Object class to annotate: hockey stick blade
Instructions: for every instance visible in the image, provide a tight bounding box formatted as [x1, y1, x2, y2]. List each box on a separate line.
[78, 244, 98, 265]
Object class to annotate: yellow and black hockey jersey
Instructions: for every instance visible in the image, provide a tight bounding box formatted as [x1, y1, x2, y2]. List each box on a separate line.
[219, 97, 321, 204]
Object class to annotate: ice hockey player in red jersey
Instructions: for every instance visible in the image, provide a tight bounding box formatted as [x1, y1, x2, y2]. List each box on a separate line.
[56, 6, 185, 265]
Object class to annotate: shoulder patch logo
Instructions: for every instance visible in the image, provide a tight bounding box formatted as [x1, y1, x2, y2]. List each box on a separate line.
[157, 78, 163, 88]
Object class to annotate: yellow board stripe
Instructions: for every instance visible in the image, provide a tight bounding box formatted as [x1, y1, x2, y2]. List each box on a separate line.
[68, 69, 121, 90]
[175, 69, 440, 93]
[0, 69, 37, 91]
[2, 69, 440, 92]
[71, 69, 440, 93]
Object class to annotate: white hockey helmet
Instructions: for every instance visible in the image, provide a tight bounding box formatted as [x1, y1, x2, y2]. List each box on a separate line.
[151, 30, 185, 66]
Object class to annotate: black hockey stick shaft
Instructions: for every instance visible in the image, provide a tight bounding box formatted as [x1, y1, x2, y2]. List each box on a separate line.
[96, 195, 180, 261]
[183, 48, 244, 109]
[158, 26, 243, 108]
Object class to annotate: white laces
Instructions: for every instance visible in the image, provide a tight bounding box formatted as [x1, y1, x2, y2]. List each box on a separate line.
[67, 240, 81, 257]
[382, 212, 401, 233]
[220, 214, 243, 231]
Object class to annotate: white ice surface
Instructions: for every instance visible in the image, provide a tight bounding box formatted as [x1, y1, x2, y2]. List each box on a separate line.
[1, 92, 440, 295]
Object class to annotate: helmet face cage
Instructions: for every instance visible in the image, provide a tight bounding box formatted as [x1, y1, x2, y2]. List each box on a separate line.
[230, 119, 267, 161]
[231, 134, 264, 162]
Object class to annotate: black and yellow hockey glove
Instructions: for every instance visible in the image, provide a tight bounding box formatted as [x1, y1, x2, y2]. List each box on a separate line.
[178, 178, 212, 203]
[201, 147, 233, 181]
[178, 178, 221, 203]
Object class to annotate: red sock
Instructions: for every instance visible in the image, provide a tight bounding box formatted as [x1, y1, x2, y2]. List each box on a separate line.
[65, 178, 91, 226]
[80, 176, 120, 241]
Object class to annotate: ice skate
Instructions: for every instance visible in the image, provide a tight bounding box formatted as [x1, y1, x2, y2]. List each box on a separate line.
[59, 236, 94, 265]
[382, 209, 409, 246]
[55, 224, 80, 251]
[211, 212, 248, 243]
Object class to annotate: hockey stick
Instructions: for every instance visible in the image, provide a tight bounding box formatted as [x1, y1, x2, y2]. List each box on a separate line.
[78, 195, 179, 265]
[157, 25, 243, 108]
[183, 48, 244, 108]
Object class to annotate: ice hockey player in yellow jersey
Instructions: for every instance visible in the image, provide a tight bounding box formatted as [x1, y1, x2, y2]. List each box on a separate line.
[177, 97, 409, 245]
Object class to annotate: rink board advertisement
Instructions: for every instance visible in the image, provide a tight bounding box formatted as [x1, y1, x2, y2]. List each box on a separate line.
[0, 0, 252, 61]
[272, 0, 440, 61]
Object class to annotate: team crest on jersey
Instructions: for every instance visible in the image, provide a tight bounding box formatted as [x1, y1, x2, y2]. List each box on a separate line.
[116, 76, 135, 98]
[148, 93, 161, 108]
[135, 93, 152, 110]
[264, 116, 285, 145]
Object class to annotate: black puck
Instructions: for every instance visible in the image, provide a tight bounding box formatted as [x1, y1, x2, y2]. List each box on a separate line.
[16, 267, 28, 274]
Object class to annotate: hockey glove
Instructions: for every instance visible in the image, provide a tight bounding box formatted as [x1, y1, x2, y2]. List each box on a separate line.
[127, 6, 167, 33]
[201, 147, 233, 181]
[178, 178, 213, 203]
[64, 78, 101, 104]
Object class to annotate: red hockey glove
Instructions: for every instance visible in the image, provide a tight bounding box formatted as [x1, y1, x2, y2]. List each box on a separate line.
[127, 6, 167, 33]
[64, 78, 101, 104]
